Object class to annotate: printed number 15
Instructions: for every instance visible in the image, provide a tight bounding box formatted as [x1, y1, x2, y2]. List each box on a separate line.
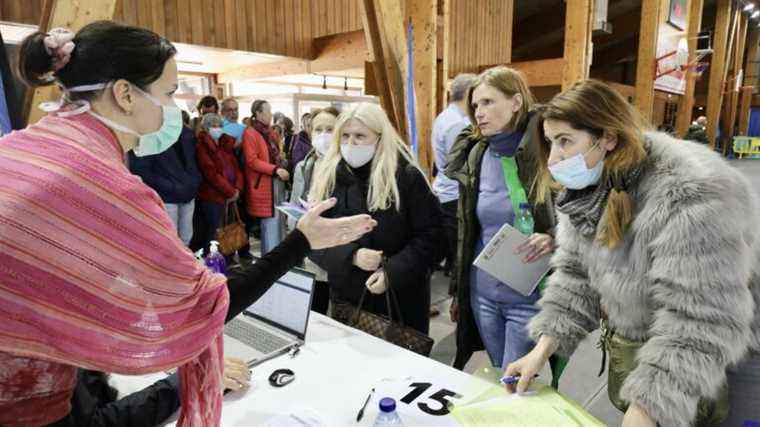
[400, 382, 462, 416]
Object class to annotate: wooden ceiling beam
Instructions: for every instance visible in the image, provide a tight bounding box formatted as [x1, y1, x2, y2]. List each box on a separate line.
[218, 30, 370, 83]
[507, 58, 566, 87]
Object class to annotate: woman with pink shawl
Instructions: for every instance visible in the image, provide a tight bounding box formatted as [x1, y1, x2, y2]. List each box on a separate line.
[0, 21, 375, 426]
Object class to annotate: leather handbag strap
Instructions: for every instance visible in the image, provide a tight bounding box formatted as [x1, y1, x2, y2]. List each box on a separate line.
[223, 200, 241, 225]
[350, 271, 407, 329]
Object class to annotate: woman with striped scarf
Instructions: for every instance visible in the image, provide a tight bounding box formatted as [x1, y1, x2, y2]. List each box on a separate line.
[0, 21, 374, 427]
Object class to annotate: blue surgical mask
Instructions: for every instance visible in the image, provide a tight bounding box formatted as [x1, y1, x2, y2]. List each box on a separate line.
[67, 82, 182, 157]
[548, 144, 604, 190]
[209, 128, 224, 140]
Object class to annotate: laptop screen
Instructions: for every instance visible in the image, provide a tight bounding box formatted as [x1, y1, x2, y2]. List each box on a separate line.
[245, 269, 315, 339]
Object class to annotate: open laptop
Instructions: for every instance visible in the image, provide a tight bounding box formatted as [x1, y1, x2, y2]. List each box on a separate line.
[224, 268, 315, 367]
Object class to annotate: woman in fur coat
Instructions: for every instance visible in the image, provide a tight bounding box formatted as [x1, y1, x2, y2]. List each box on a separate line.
[504, 79, 760, 427]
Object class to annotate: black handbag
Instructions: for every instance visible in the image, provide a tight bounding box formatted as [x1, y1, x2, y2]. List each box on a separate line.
[331, 276, 434, 357]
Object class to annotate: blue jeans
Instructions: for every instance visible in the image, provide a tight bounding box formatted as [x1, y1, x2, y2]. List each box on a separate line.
[165, 200, 195, 245]
[470, 284, 540, 369]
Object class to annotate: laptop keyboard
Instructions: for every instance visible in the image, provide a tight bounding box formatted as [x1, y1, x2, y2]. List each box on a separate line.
[225, 318, 292, 354]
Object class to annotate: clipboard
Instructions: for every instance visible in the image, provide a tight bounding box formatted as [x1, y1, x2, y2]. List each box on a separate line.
[472, 223, 550, 296]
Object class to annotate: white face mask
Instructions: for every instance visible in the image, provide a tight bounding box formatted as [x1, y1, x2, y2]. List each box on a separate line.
[341, 143, 376, 168]
[548, 144, 604, 190]
[209, 127, 224, 140]
[312, 132, 333, 156]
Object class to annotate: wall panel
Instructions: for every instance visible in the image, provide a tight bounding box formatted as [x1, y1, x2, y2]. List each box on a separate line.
[446, 0, 512, 78]
[0, 0, 364, 58]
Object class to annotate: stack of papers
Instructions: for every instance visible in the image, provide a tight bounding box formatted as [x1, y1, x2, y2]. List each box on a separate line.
[450, 385, 604, 427]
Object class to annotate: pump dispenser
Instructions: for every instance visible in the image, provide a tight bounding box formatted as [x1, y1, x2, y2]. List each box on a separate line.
[204, 241, 227, 275]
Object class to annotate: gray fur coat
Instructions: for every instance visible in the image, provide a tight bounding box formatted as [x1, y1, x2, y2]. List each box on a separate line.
[529, 132, 760, 426]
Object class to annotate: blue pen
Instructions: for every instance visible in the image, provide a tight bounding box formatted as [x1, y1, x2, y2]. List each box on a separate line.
[500, 374, 539, 385]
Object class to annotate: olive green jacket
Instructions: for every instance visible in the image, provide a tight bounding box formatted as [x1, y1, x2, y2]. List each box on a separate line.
[444, 113, 556, 369]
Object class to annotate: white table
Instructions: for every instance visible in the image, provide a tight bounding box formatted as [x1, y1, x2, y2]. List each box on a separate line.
[113, 313, 600, 426]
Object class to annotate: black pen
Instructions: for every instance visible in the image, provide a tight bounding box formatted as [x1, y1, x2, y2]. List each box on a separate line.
[356, 388, 375, 422]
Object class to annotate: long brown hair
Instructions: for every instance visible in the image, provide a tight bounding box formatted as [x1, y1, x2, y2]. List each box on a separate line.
[534, 79, 649, 248]
[466, 66, 535, 139]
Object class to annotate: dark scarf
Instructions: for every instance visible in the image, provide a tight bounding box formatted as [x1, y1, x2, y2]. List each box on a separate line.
[555, 142, 649, 238]
[252, 119, 282, 166]
[488, 128, 524, 157]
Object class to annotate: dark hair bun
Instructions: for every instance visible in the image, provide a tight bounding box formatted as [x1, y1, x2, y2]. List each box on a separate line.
[17, 31, 56, 88]
[16, 21, 176, 101]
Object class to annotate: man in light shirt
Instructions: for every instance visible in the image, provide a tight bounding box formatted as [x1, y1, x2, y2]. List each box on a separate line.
[221, 97, 246, 146]
[432, 73, 476, 277]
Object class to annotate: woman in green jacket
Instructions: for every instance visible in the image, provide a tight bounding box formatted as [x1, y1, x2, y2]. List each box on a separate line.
[445, 66, 557, 372]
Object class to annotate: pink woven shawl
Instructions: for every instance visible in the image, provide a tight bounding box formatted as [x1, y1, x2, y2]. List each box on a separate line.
[0, 112, 228, 426]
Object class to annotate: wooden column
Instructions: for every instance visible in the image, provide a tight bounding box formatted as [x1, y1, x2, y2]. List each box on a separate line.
[562, 0, 594, 90]
[738, 86, 753, 135]
[25, 0, 118, 125]
[706, 0, 732, 149]
[724, 14, 748, 148]
[675, 0, 705, 137]
[406, 0, 437, 176]
[439, 0, 451, 114]
[634, 0, 661, 122]
[744, 29, 760, 90]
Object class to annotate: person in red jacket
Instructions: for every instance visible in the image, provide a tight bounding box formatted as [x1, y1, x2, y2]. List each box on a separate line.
[242, 100, 290, 255]
[193, 113, 245, 254]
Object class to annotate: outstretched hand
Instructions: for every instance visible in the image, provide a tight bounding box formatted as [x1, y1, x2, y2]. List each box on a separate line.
[297, 198, 377, 250]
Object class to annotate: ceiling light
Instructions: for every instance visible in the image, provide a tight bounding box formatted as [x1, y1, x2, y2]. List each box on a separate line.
[753, 10, 759, 18]
[745, 3, 755, 11]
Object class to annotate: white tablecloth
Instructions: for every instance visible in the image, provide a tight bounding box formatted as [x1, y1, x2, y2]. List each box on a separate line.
[111, 313, 595, 426]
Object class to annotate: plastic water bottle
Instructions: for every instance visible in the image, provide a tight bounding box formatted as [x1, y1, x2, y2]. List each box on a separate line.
[515, 202, 534, 235]
[204, 241, 227, 275]
[373, 398, 404, 426]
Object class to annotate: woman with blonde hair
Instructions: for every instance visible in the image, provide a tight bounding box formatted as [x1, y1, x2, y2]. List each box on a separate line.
[505, 79, 760, 427]
[445, 66, 559, 374]
[0, 21, 375, 426]
[289, 106, 341, 314]
[309, 102, 443, 334]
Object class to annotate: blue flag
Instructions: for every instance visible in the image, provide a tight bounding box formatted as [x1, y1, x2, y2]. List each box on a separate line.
[405, 20, 418, 158]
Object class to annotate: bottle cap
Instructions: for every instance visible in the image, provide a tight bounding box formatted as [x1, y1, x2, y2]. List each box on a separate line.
[209, 241, 219, 254]
[379, 397, 396, 413]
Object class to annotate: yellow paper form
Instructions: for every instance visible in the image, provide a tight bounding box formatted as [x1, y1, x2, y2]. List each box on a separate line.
[451, 386, 605, 427]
